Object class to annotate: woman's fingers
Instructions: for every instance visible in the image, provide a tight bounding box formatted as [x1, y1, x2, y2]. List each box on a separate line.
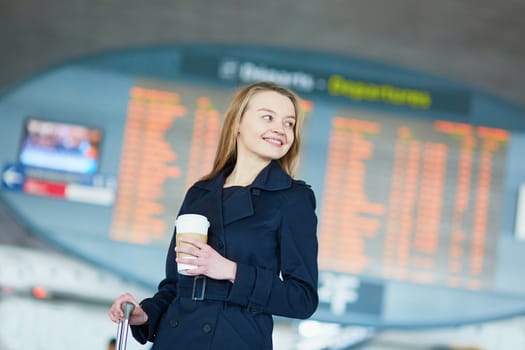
[108, 293, 138, 322]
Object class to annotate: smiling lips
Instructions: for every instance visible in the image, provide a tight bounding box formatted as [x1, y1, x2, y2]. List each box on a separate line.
[263, 136, 284, 146]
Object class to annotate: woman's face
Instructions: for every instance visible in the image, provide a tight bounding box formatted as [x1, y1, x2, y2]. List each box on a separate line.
[236, 90, 296, 164]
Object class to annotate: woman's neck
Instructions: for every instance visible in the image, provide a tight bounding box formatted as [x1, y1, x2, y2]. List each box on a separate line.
[224, 158, 270, 187]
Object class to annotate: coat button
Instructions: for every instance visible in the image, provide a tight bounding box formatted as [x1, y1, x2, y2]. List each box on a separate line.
[170, 318, 179, 328]
[202, 323, 212, 333]
[218, 242, 224, 249]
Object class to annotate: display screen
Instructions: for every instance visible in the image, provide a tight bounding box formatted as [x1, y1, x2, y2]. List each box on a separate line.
[316, 110, 508, 291]
[18, 118, 102, 175]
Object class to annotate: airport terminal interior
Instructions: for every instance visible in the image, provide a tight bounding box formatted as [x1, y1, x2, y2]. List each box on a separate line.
[1, 1, 525, 349]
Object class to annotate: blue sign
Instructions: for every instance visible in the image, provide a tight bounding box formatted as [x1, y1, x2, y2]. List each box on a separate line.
[1, 163, 25, 191]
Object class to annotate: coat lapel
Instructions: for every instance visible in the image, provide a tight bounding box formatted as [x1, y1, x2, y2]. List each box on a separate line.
[222, 187, 254, 225]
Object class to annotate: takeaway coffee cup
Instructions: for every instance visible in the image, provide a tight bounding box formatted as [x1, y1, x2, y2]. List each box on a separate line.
[175, 214, 210, 275]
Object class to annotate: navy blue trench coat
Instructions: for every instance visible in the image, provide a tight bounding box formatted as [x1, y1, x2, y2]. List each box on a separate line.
[131, 160, 319, 350]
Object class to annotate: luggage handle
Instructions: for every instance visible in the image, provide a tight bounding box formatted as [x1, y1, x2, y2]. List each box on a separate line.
[115, 301, 135, 350]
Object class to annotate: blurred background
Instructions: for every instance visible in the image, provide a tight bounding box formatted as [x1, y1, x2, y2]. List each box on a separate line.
[1, 1, 525, 349]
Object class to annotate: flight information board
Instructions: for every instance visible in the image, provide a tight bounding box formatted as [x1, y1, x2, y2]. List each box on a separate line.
[317, 112, 507, 291]
[1, 45, 525, 327]
[109, 85, 229, 244]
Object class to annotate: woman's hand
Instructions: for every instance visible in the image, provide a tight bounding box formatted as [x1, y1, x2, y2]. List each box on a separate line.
[108, 293, 148, 326]
[175, 237, 237, 283]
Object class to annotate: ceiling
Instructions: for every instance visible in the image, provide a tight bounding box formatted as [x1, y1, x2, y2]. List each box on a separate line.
[1, 0, 524, 108]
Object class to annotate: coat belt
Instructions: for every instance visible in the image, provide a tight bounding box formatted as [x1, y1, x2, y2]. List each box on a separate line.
[177, 276, 230, 301]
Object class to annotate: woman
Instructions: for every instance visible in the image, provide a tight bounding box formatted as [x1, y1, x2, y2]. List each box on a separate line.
[108, 81, 319, 350]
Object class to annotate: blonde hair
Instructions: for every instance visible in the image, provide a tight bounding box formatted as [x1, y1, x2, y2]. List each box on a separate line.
[201, 81, 304, 181]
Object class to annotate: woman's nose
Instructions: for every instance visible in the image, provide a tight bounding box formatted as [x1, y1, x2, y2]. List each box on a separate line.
[271, 121, 285, 134]
[272, 127, 285, 135]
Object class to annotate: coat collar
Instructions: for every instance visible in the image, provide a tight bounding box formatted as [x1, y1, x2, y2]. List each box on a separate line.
[193, 160, 292, 225]
[194, 160, 292, 192]
[250, 160, 292, 191]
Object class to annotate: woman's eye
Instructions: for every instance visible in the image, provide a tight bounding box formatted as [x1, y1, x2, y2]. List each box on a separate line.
[284, 120, 295, 128]
[262, 114, 272, 121]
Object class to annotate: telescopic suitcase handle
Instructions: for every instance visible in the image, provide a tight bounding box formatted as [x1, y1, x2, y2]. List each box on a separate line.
[115, 301, 135, 350]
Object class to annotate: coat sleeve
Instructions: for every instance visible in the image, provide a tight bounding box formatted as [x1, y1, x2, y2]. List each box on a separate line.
[130, 228, 179, 343]
[131, 187, 198, 343]
[227, 185, 319, 319]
